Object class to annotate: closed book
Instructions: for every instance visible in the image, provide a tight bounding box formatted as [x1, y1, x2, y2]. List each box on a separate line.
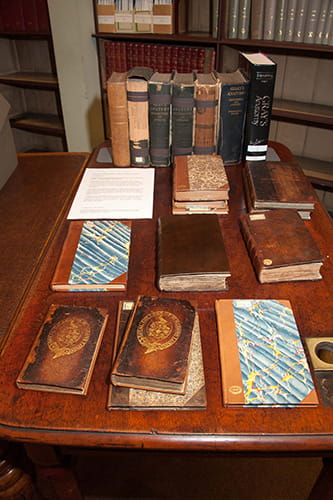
[250, 0, 265, 39]
[157, 214, 231, 291]
[108, 300, 206, 410]
[315, 0, 330, 44]
[148, 72, 172, 166]
[304, 0, 321, 43]
[239, 52, 276, 162]
[239, 209, 323, 283]
[284, 0, 297, 41]
[274, 0, 287, 41]
[51, 220, 132, 291]
[16, 304, 108, 395]
[22, 0, 39, 32]
[237, 0, 251, 39]
[293, 0, 307, 42]
[263, 0, 277, 40]
[171, 72, 195, 157]
[111, 296, 195, 394]
[215, 299, 319, 407]
[227, 0, 240, 38]
[193, 72, 219, 155]
[172, 202, 228, 216]
[35, 0, 50, 32]
[107, 72, 130, 167]
[127, 67, 154, 166]
[173, 154, 229, 201]
[215, 69, 248, 165]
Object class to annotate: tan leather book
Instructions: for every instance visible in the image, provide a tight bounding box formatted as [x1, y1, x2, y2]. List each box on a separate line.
[16, 304, 108, 395]
[107, 72, 130, 167]
[173, 154, 229, 202]
[193, 72, 219, 155]
[239, 209, 323, 283]
[215, 299, 319, 407]
[157, 214, 231, 291]
[111, 296, 195, 394]
[107, 300, 206, 409]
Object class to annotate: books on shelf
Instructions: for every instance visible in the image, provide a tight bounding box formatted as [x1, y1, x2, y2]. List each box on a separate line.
[171, 72, 195, 158]
[215, 298, 319, 407]
[16, 304, 108, 395]
[111, 296, 196, 394]
[193, 72, 219, 155]
[108, 299, 206, 409]
[240, 209, 324, 283]
[157, 213, 231, 291]
[107, 72, 130, 167]
[51, 220, 132, 291]
[148, 72, 172, 167]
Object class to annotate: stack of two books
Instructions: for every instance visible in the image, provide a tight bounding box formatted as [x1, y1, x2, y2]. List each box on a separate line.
[172, 154, 230, 215]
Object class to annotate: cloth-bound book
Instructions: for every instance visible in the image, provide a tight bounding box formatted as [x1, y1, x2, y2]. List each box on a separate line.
[215, 299, 318, 407]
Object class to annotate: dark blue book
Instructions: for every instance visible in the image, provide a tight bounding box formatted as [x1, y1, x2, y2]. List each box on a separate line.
[148, 72, 172, 166]
[171, 72, 195, 158]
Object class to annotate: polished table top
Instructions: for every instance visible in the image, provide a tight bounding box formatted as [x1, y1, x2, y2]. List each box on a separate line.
[0, 143, 332, 453]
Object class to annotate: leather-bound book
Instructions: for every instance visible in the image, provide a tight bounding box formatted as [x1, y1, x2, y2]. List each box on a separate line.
[16, 304, 108, 395]
[148, 72, 172, 166]
[107, 300, 206, 409]
[51, 220, 131, 291]
[193, 72, 219, 155]
[173, 154, 229, 202]
[111, 296, 195, 394]
[127, 67, 154, 166]
[171, 72, 195, 157]
[172, 199, 228, 215]
[107, 72, 130, 166]
[157, 214, 231, 291]
[240, 209, 323, 283]
[215, 299, 318, 407]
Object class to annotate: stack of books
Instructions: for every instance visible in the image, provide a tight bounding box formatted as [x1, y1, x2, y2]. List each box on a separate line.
[172, 154, 230, 215]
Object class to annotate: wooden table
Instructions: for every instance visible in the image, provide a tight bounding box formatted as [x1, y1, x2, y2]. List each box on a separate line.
[0, 143, 332, 499]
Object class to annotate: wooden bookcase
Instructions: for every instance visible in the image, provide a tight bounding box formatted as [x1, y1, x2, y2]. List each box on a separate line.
[92, 0, 332, 190]
[0, 1, 67, 153]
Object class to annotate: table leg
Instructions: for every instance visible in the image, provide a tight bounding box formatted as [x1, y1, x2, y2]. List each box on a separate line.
[0, 441, 38, 499]
[308, 457, 333, 500]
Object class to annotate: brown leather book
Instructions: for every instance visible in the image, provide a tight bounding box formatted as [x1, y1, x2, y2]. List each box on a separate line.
[111, 296, 195, 394]
[157, 214, 231, 291]
[107, 300, 206, 409]
[240, 209, 323, 283]
[193, 72, 219, 155]
[173, 154, 229, 202]
[50, 220, 132, 291]
[107, 72, 130, 167]
[16, 304, 108, 395]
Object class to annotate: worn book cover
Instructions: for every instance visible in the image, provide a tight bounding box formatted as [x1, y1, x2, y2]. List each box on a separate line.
[240, 209, 323, 283]
[127, 67, 154, 166]
[193, 72, 219, 155]
[107, 72, 130, 166]
[108, 300, 206, 409]
[157, 214, 231, 291]
[215, 299, 318, 407]
[148, 72, 172, 166]
[111, 296, 195, 394]
[51, 220, 132, 291]
[16, 304, 108, 395]
[171, 72, 195, 157]
[173, 154, 229, 202]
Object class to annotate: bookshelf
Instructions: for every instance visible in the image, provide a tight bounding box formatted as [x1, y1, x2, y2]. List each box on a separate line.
[0, 1, 67, 153]
[93, 1, 332, 192]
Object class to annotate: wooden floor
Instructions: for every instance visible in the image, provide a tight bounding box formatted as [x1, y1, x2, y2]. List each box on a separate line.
[71, 450, 322, 499]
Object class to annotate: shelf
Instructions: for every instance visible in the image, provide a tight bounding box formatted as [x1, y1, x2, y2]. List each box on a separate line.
[272, 99, 333, 128]
[298, 156, 333, 190]
[93, 32, 218, 45]
[10, 113, 65, 137]
[0, 32, 51, 40]
[0, 72, 58, 90]
[219, 38, 333, 58]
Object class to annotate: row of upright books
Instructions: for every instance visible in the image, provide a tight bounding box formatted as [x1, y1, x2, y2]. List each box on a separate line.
[104, 41, 216, 77]
[228, 0, 333, 45]
[0, 0, 50, 33]
[107, 52, 277, 168]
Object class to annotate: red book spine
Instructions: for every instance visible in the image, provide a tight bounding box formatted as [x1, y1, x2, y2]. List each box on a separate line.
[163, 45, 172, 72]
[22, 0, 39, 32]
[35, 0, 51, 33]
[120, 42, 127, 71]
[171, 45, 179, 71]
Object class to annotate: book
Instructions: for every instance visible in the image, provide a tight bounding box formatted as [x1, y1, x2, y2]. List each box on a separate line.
[157, 213, 231, 291]
[107, 72, 130, 167]
[250, 0, 265, 39]
[274, 0, 287, 41]
[215, 299, 319, 407]
[107, 300, 206, 410]
[243, 160, 317, 213]
[148, 72, 172, 166]
[172, 198, 228, 216]
[315, 0, 330, 44]
[16, 304, 108, 395]
[111, 296, 196, 394]
[173, 154, 229, 201]
[293, 0, 308, 42]
[304, 0, 321, 43]
[263, 0, 277, 40]
[227, 0, 240, 38]
[239, 52, 276, 162]
[193, 72, 219, 155]
[51, 220, 132, 291]
[127, 66, 154, 166]
[171, 72, 195, 157]
[284, 0, 297, 41]
[237, 0, 251, 39]
[214, 69, 248, 165]
[239, 209, 323, 283]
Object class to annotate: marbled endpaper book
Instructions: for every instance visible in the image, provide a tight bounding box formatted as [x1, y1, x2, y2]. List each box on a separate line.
[216, 299, 318, 407]
[51, 220, 131, 291]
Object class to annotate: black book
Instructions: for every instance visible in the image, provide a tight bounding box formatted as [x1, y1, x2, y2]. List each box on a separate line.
[171, 72, 195, 158]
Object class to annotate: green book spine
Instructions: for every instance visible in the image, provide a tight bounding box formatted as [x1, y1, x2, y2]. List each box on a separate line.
[148, 74, 172, 166]
[171, 73, 195, 158]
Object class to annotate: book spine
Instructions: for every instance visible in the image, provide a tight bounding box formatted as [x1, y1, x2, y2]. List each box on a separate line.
[193, 79, 219, 155]
[227, 0, 240, 38]
[148, 79, 172, 166]
[237, 0, 251, 39]
[127, 78, 150, 166]
[293, 0, 308, 42]
[35, 0, 51, 32]
[240, 57, 276, 162]
[239, 215, 263, 280]
[274, 0, 287, 41]
[217, 79, 248, 165]
[107, 75, 131, 167]
[250, 0, 265, 39]
[171, 78, 195, 157]
[322, 3, 333, 45]
[22, 0, 39, 32]
[315, 0, 330, 44]
[304, 0, 321, 43]
[263, 0, 277, 40]
[284, 0, 297, 41]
